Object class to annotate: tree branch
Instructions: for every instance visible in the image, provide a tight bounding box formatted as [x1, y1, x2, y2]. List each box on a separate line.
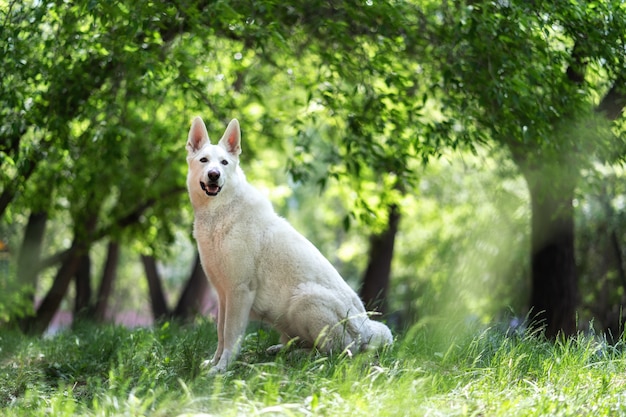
[36, 186, 186, 273]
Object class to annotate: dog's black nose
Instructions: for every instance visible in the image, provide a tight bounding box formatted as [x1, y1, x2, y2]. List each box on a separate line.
[207, 169, 220, 182]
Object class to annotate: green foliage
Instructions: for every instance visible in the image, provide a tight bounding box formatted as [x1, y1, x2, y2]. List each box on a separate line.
[0, 283, 33, 325]
[0, 249, 33, 323]
[1, 0, 193, 254]
[2, 322, 626, 415]
[429, 0, 626, 165]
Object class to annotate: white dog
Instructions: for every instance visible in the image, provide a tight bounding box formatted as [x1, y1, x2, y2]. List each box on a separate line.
[186, 117, 393, 373]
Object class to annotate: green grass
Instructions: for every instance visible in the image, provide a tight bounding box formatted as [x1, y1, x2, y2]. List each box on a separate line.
[1, 320, 626, 416]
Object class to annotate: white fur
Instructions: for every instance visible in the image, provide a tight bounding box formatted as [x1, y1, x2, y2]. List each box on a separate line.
[186, 117, 393, 373]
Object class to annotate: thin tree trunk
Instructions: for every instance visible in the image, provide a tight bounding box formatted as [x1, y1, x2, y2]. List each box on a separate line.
[16, 211, 48, 298]
[74, 252, 92, 320]
[173, 253, 209, 320]
[359, 204, 400, 315]
[141, 254, 169, 320]
[94, 241, 120, 322]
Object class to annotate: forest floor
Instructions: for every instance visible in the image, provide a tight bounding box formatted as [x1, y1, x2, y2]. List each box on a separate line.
[1, 319, 625, 416]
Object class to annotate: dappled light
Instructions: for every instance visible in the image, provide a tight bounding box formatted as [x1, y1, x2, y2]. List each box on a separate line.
[1, 0, 626, 413]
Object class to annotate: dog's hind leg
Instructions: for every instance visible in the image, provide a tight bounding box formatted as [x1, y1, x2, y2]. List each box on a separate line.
[287, 292, 361, 354]
[211, 284, 255, 373]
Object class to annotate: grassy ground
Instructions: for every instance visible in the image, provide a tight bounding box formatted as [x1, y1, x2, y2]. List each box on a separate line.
[1, 319, 625, 416]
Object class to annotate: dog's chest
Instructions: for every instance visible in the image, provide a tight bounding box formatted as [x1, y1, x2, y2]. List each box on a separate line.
[193, 212, 234, 254]
[192, 207, 253, 284]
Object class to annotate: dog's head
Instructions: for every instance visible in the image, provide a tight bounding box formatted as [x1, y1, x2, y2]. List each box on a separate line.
[186, 117, 241, 200]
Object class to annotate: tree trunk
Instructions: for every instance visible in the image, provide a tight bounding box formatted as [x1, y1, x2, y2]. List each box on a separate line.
[141, 254, 170, 320]
[525, 172, 578, 338]
[73, 252, 92, 320]
[515, 80, 626, 338]
[359, 204, 400, 315]
[173, 253, 209, 320]
[16, 211, 48, 297]
[94, 241, 120, 322]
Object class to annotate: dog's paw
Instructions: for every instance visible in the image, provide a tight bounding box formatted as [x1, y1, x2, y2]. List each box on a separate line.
[200, 359, 213, 369]
[204, 351, 232, 375]
[204, 361, 229, 376]
[206, 366, 222, 376]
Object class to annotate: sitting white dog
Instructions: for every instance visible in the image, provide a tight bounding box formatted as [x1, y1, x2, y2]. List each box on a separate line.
[186, 117, 393, 373]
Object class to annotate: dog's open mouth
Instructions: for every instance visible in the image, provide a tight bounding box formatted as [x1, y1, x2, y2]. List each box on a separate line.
[200, 181, 222, 197]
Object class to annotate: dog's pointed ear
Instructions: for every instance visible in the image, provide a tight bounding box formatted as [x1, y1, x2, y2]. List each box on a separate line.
[187, 116, 210, 154]
[218, 119, 241, 157]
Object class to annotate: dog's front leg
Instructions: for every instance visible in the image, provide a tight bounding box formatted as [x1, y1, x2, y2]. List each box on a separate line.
[205, 289, 227, 368]
[211, 284, 255, 374]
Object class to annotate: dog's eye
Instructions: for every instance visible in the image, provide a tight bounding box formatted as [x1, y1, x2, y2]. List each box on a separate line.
[199, 157, 208, 163]
[221, 160, 228, 166]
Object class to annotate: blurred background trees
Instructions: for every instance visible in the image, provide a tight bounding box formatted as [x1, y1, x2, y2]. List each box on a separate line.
[1, 0, 625, 338]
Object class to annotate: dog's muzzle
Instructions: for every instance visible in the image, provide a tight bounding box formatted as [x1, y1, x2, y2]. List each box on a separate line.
[200, 169, 222, 196]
